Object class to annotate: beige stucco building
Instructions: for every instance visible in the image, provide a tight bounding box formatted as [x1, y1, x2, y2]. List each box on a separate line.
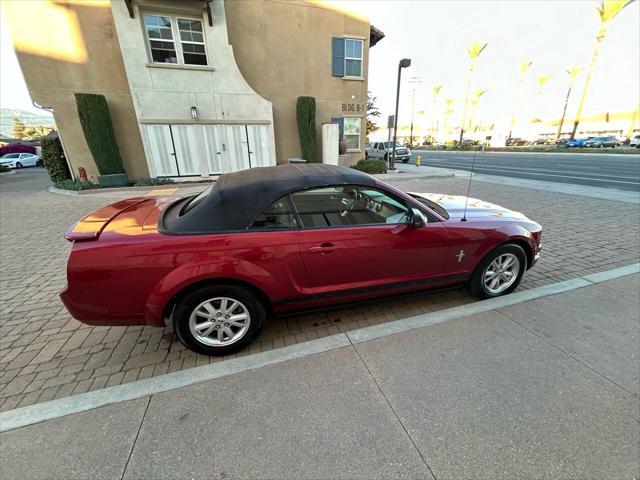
[3, 0, 382, 180]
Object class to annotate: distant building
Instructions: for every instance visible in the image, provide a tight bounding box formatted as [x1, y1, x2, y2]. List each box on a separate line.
[4, 0, 383, 180]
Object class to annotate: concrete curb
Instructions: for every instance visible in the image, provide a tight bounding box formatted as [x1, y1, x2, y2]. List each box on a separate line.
[0, 170, 17, 176]
[412, 149, 640, 157]
[1, 262, 637, 433]
[378, 168, 455, 181]
[426, 166, 640, 205]
[47, 180, 215, 197]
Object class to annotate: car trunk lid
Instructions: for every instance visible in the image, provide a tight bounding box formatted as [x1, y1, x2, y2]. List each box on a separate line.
[65, 197, 158, 242]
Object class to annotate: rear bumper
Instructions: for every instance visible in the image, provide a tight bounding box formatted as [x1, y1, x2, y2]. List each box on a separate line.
[60, 284, 149, 326]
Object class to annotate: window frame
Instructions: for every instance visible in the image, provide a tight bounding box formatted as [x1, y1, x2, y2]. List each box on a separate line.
[343, 38, 364, 79]
[284, 184, 415, 231]
[343, 116, 362, 152]
[142, 11, 209, 67]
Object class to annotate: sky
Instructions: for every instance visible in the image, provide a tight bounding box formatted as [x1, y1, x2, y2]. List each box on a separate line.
[339, 0, 640, 134]
[1, 0, 639, 128]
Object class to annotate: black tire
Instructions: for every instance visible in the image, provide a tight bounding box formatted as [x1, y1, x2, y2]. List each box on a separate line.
[37, 159, 44, 167]
[16, 162, 23, 169]
[402, 158, 409, 163]
[467, 244, 527, 299]
[173, 284, 266, 356]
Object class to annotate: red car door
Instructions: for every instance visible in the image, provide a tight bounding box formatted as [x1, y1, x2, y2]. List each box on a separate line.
[290, 185, 452, 301]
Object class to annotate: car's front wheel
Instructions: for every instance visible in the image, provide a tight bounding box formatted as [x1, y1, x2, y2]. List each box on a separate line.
[468, 244, 527, 299]
[173, 284, 266, 356]
[15, 162, 23, 169]
[402, 158, 409, 163]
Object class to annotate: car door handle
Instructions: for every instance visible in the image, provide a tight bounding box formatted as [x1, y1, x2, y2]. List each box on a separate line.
[308, 243, 339, 254]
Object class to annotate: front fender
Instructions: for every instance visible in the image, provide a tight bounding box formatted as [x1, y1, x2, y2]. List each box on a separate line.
[494, 223, 537, 262]
[144, 256, 279, 326]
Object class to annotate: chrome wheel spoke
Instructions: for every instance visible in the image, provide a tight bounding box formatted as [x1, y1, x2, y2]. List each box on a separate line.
[225, 301, 238, 315]
[202, 302, 216, 315]
[201, 325, 216, 337]
[194, 321, 214, 331]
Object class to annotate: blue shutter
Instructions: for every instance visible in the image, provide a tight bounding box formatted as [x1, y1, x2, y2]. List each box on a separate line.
[331, 37, 345, 77]
[331, 117, 344, 139]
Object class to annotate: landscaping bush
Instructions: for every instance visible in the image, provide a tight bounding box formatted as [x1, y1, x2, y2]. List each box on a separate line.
[41, 137, 71, 182]
[351, 158, 388, 174]
[134, 177, 175, 186]
[296, 96, 317, 163]
[75, 93, 125, 175]
[0, 165, 10, 173]
[54, 179, 100, 191]
[0, 144, 36, 156]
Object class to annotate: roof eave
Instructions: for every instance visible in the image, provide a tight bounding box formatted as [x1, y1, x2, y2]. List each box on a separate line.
[370, 25, 385, 47]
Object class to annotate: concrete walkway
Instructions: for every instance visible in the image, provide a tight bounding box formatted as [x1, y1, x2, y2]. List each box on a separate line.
[2, 274, 638, 480]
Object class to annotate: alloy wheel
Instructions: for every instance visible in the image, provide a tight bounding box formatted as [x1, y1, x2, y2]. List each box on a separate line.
[483, 253, 520, 294]
[188, 297, 251, 347]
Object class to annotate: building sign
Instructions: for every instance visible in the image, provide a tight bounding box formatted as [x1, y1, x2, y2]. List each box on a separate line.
[342, 103, 365, 113]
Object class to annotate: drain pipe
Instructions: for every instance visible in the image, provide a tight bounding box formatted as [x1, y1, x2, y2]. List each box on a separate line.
[32, 101, 75, 180]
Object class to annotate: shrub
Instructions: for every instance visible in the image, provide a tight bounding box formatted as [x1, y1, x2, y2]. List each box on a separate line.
[134, 177, 175, 186]
[0, 165, 10, 173]
[41, 137, 71, 182]
[296, 96, 317, 163]
[75, 93, 125, 175]
[0, 144, 36, 156]
[54, 179, 100, 191]
[351, 158, 388, 174]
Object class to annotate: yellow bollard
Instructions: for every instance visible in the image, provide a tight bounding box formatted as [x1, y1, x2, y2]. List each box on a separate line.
[416, 155, 421, 167]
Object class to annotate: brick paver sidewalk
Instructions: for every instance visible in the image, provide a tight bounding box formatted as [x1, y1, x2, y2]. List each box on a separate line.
[1, 170, 638, 411]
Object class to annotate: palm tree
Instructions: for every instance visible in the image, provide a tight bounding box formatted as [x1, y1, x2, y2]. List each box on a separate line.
[468, 89, 487, 132]
[444, 98, 454, 139]
[536, 75, 551, 94]
[556, 67, 583, 140]
[431, 85, 443, 141]
[460, 41, 487, 143]
[570, 0, 633, 139]
[509, 60, 533, 139]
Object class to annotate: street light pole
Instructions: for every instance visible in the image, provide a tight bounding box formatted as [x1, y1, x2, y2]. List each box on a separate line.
[409, 88, 415, 148]
[391, 58, 411, 170]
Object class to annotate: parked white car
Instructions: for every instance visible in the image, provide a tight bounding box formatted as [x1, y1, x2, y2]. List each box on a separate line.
[366, 141, 412, 163]
[629, 134, 640, 148]
[0, 152, 42, 168]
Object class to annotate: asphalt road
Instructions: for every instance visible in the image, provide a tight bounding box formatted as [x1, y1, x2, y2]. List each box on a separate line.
[408, 150, 640, 192]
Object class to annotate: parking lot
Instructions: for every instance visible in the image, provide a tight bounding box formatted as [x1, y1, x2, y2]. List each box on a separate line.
[1, 167, 639, 411]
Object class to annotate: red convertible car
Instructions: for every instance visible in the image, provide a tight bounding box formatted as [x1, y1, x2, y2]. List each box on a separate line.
[61, 164, 541, 355]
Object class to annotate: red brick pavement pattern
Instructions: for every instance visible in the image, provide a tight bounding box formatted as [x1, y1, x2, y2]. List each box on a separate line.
[1, 173, 638, 411]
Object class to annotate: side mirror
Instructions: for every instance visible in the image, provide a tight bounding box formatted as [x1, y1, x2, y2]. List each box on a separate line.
[410, 208, 427, 228]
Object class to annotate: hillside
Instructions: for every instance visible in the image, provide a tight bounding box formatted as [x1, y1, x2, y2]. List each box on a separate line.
[0, 108, 55, 137]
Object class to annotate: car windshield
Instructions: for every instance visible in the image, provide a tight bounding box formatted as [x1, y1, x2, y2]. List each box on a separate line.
[383, 142, 403, 148]
[181, 185, 213, 215]
[2, 154, 19, 159]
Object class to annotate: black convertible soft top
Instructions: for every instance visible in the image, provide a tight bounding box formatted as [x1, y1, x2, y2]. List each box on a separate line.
[161, 164, 377, 233]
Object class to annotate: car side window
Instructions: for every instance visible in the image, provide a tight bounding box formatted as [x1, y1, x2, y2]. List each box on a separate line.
[290, 185, 410, 228]
[250, 195, 299, 229]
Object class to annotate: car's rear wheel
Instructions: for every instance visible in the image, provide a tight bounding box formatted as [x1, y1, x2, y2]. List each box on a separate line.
[173, 284, 265, 356]
[16, 162, 23, 169]
[468, 244, 527, 299]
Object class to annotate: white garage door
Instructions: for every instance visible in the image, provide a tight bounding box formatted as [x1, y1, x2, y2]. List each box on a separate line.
[145, 124, 273, 177]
